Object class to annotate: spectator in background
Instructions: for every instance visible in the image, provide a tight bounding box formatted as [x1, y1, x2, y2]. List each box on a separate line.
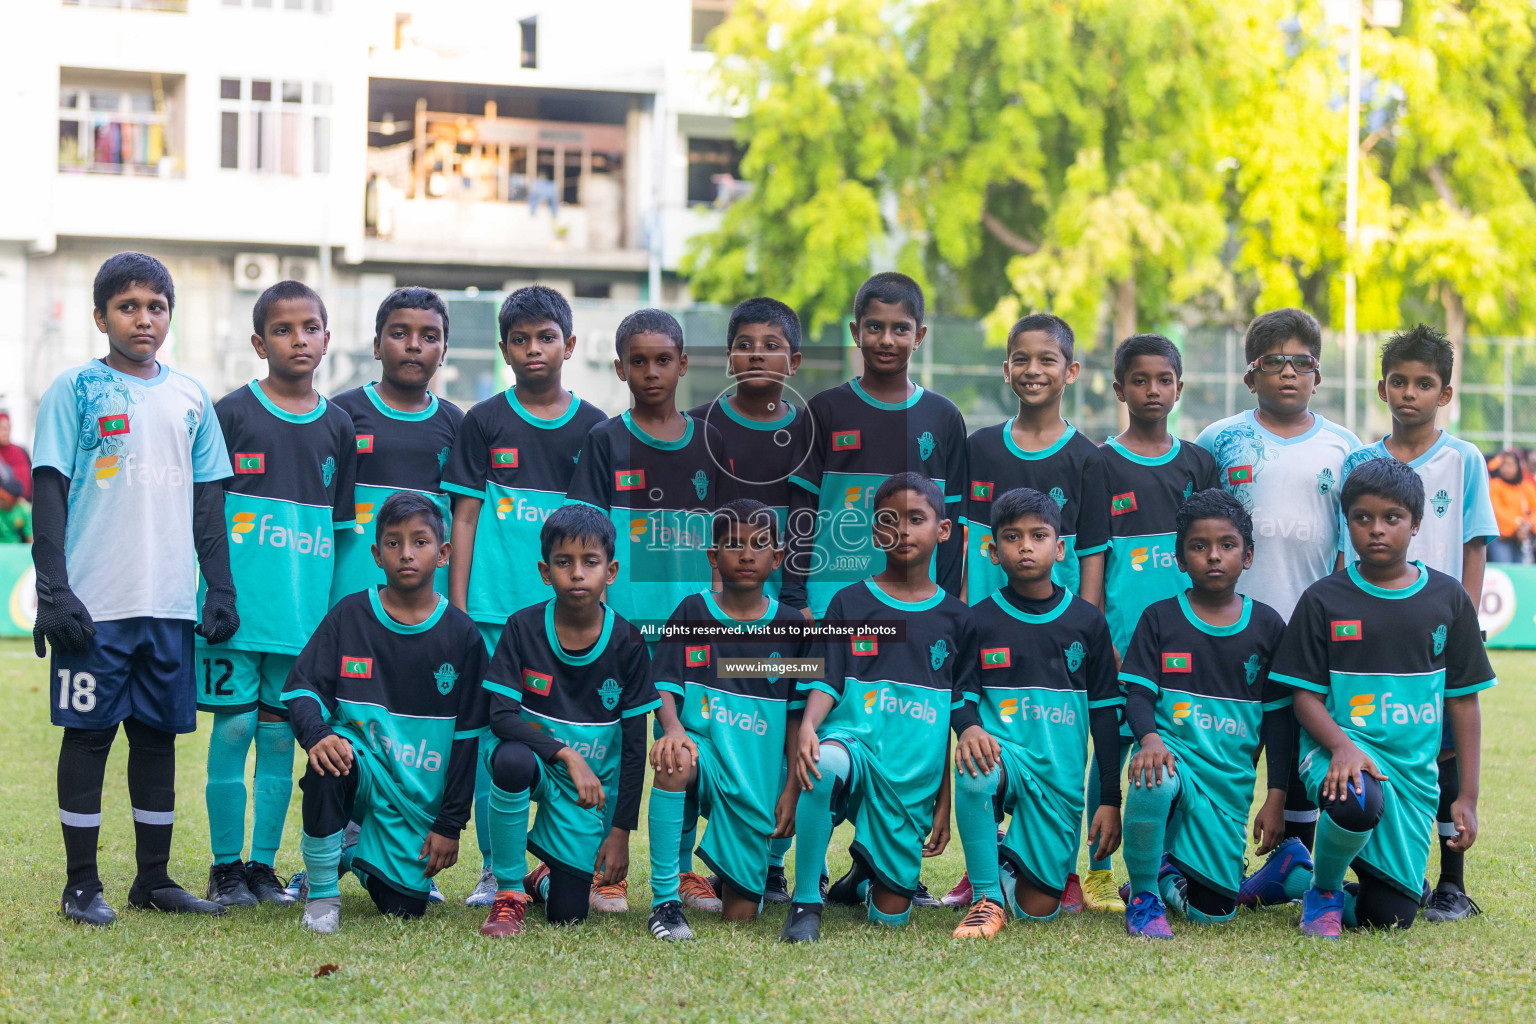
[1488, 449, 1536, 563]
[0, 458, 30, 544]
[0, 411, 30, 501]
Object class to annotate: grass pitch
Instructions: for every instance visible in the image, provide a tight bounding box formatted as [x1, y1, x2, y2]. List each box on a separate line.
[0, 638, 1532, 1023]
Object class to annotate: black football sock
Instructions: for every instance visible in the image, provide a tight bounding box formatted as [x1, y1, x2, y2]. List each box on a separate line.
[58, 725, 117, 892]
[1436, 754, 1464, 891]
[124, 717, 177, 889]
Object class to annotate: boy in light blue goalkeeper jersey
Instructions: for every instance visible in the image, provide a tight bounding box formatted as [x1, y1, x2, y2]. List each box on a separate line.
[1336, 323, 1496, 922]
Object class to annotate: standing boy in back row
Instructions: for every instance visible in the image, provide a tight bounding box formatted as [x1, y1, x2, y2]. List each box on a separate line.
[1336, 324, 1496, 921]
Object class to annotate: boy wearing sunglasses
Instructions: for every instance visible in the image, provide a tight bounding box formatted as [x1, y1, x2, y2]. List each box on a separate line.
[1196, 308, 1360, 901]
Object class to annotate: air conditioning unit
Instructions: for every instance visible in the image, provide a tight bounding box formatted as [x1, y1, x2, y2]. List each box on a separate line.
[233, 253, 280, 292]
[280, 256, 320, 285]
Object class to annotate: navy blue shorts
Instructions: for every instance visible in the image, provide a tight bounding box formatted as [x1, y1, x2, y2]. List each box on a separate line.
[49, 618, 197, 733]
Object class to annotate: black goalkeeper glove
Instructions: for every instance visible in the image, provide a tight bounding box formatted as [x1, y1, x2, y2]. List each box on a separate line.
[195, 585, 240, 646]
[33, 572, 96, 658]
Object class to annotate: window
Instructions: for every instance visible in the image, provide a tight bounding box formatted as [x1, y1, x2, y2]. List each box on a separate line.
[220, 77, 241, 100]
[313, 115, 331, 173]
[58, 73, 179, 176]
[686, 137, 743, 205]
[282, 81, 302, 104]
[220, 111, 239, 168]
[519, 17, 537, 69]
[64, 0, 189, 11]
[691, 0, 731, 50]
[219, 75, 330, 174]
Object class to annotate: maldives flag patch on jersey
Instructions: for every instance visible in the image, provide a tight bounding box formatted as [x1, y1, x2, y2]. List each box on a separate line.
[971, 481, 994, 501]
[99, 414, 130, 437]
[234, 452, 266, 474]
[1228, 465, 1254, 486]
[1161, 652, 1192, 673]
[685, 646, 710, 667]
[615, 469, 645, 491]
[980, 647, 1010, 669]
[1332, 620, 1363, 641]
[522, 669, 553, 696]
[356, 435, 375, 453]
[340, 656, 373, 678]
[1111, 492, 1138, 515]
[832, 430, 861, 451]
[852, 636, 878, 656]
[491, 448, 518, 467]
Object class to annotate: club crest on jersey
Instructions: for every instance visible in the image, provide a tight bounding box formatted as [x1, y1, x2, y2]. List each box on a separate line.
[522, 669, 553, 696]
[1432, 624, 1447, 656]
[438, 446, 450, 470]
[1162, 652, 1191, 673]
[491, 448, 518, 468]
[1049, 487, 1067, 509]
[1431, 489, 1451, 518]
[685, 646, 710, 668]
[1228, 465, 1254, 486]
[322, 456, 337, 486]
[692, 469, 709, 501]
[1182, 481, 1194, 501]
[98, 413, 130, 437]
[234, 452, 266, 474]
[971, 481, 994, 501]
[615, 469, 645, 491]
[832, 430, 860, 451]
[916, 431, 935, 460]
[764, 652, 783, 685]
[1317, 468, 1334, 494]
[433, 662, 458, 696]
[1244, 654, 1261, 685]
[930, 639, 950, 671]
[852, 636, 878, 656]
[980, 647, 1010, 669]
[356, 435, 375, 454]
[341, 656, 373, 678]
[184, 409, 198, 438]
[599, 678, 621, 711]
[1064, 641, 1085, 672]
[1331, 620, 1362, 642]
[1111, 492, 1137, 516]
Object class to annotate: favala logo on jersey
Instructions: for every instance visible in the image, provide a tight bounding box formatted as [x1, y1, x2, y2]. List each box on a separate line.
[844, 485, 871, 508]
[979, 533, 995, 559]
[353, 502, 375, 534]
[522, 669, 553, 696]
[701, 694, 769, 735]
[629, 518, 648, 540]
[1111, 492, 1137, 516]
[94, 455, 120, 489]
[1172, 700, 1249, 736]
[1349, 693, 1375, 725]
[998, 697, 1020, 721]
[86, 453, 188, 491]
[230, 512, 257, 541]
[228, 513, 333, 556]
[1348, 691, 1439, 727]
[497, 496, 556, 523]
[862, 687, 938, 723]
[1131, 545, 1176, 573]
[999, 693, 1077, 726]
[833, 430, 861, 451]
[364, 720, 443, 772]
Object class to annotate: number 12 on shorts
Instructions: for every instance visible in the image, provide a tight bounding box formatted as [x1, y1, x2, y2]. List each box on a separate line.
[57, 669, 98, 712]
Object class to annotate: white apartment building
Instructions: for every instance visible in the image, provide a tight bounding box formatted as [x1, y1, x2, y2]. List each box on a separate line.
[0, 0, 742, 436]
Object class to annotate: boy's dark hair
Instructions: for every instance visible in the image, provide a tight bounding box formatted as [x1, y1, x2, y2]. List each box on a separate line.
[728, 297, 801, 353]
[94, 251, 175, 313]
[1380, 322, 1453, 385]
[1007, 313, 1075, 362]
[540, 503, 617, 562]
[1341, 456, 1425, 524]
[854, 272, 925, 325]
[873, 471, 945, 519]
[253, 280, 328, 335]
[712, 497, 780, 546]
[499, 284, 572, 344]
[1175, 488, 1253, 555]
[1114, 333, 1182, 382]
[1243, 307, 1321, 362]
[615, 308, 685, 357]
[990, 487, 1062, 536]
[376, 286, 450, 341]
[375, 490, 445, 544]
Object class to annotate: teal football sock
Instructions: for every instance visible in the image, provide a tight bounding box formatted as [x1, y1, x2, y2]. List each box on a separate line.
[250, 722, 295, 867]
[648, 788, 687, 907]
[793, 742, 849, 904]
[1159, 872, 1187, 915]
[487, 784, 530, 892]
[1185, 903, 1236, 925]
[953, 764, 1005, 905]
[1312, 813, 1371, 892]
[473, 739, 493, 864]
[206, 711, 256, 864]
[867, 901, 911, 927]
[679, 792, 699, 873]
[300, 830, 344, 900]
[768, 835, 791, 868]
[1123, 769, 1180, 899]
[1284, 866, 1314, 901]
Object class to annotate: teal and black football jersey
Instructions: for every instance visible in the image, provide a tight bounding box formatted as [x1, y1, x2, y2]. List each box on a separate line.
[787, 380, 967, 617]
[689, 396, 812, 599]
[962, 586, 1120, 816]
[1119, 593, 1288, 826]
[442, 389, 606, 628]
[564, 412, 724, 632]
[329, 383, 463, 604]
[280, 589, 489, 834]
[482, 600, 660, 797]
[653, 590, 810, 839]
[1268, 564, 1494, 894]
[1099, 437, 1220, 652]
[209, 381, 356, 655]
[802, 581, 973, 816]
[963, 420, 1110, 603]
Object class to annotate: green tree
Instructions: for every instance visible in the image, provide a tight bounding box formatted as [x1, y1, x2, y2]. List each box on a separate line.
[680, 0, 922, 332]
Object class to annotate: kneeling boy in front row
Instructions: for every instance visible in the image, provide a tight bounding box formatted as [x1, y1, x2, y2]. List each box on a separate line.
[282, 492, 488, 932]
